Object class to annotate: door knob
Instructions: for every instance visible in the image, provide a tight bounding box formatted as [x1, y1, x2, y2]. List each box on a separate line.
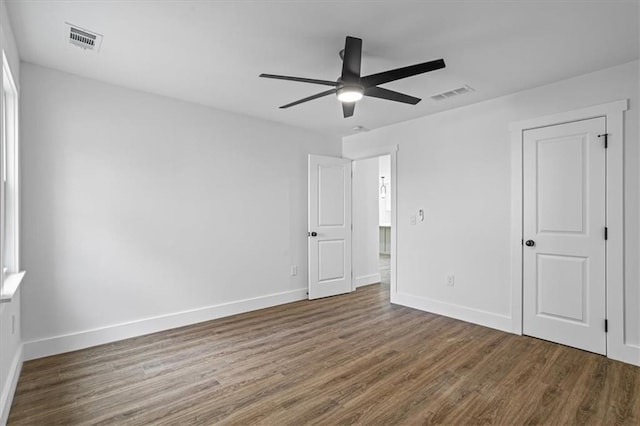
[309, 232, 318, 237]
[525, 240, 535, 247]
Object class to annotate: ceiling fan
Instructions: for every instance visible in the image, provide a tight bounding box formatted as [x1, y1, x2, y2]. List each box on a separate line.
[260, 36, 445, 118]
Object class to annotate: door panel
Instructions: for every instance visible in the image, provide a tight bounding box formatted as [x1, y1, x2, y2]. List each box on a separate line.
[318, 166, 346, 226]
[536, 136, 585, 233]
[536, 254, 587, 323]
[318, 240, 345, 281]
[523, 117, 606, 355]
[308, 155, 352, 299]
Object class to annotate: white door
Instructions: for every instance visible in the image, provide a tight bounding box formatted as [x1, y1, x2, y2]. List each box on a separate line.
[523, 117, 606, 355]
[308, 155, 352, 299]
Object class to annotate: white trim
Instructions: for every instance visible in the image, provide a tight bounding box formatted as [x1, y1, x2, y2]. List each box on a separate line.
[509, 99, 638, 366]
[0, 342, 22, 425]
[344, 144, 398, 160]
[355, 273, 382, 288]
[1, 50, 21, 292]
[391, 292, 512, 333]
[508, 100, 628, 132]
[343, 145, 398, 299]
[604, 104, 638, 366]
[509, 125, 523, 334]
[23, 288, 307, 361]
[0, 270, 25, 303]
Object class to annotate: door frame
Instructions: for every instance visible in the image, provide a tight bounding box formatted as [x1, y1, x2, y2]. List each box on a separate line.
[509, 99, 632, 364]
[344, 145, 399, 297]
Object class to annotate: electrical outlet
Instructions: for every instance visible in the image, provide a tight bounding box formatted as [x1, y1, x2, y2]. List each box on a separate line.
[410, 215, 417, 225]
[447, 275, 455, 287]
[290, 265, 298, 276]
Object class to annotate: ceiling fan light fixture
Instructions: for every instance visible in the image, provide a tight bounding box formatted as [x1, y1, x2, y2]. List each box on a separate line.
[337, 85, 364, 103]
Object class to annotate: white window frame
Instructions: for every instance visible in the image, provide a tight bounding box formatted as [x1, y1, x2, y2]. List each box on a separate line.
[0, 50, 24, 302]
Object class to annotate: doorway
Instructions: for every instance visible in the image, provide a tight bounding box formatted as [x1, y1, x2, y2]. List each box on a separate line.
[307, 146, 398, 302]
[510, 100, 630, 363]
[352, 154, 393, 292]
[378, 155, 392, 288]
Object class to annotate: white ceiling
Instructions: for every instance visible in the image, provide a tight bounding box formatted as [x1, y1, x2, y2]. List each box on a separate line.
[7, 1, 639, 137]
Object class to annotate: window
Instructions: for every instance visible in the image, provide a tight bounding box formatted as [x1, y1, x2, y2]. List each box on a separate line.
[2, 70, 8, 274]
[0, 50, 22, 300]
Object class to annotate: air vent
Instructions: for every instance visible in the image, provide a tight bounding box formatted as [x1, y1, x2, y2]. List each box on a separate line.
[430, 85, 474, 101]
[66, 23, 103, 52]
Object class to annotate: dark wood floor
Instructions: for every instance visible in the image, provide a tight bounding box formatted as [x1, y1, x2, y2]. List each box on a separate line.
[9, 282, 640, 425]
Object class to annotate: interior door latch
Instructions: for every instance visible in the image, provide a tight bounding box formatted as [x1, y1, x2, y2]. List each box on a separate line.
[598, 133, 609, 148]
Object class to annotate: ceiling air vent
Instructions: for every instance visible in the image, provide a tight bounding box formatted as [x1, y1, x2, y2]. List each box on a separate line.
[430, 85, 474, 101]
[66, 23, 103, 52]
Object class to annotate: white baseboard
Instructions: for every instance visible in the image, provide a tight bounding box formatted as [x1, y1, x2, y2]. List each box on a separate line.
[1, 343, 23, 425]
[391, 292, 512, 333]
[355, 273, 381, 288]
[24, 288, 308, 361]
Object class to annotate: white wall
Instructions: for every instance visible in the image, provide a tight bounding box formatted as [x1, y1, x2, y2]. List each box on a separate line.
[19, 63, 341, 359]
[352, 157, 380, 287]
[0, 0, 22, 422]
[343, 61, 639, 362]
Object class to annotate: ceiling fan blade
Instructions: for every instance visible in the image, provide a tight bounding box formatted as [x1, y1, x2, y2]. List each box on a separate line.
[361, 59, 445, 88]
[279, 89, 337, 109]
[342, 102, 355, 118]
[260, 74, 337, 87]
[364, 87, 421, 105]
[341, 36, 362, 82]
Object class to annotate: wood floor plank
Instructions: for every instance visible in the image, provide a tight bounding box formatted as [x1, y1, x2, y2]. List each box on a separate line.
[8, 283, 640, 425]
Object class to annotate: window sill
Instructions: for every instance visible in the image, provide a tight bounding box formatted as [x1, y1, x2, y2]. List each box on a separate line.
[0, 271, 26, 303]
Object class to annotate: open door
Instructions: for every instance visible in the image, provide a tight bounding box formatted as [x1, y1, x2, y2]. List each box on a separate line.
[308, 154, 352, 299]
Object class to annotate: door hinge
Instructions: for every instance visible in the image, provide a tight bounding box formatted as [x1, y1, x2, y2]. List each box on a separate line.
[605, 319, 608, 333]
[604, 227, 608, 240]
[598, 133, 609, 148]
